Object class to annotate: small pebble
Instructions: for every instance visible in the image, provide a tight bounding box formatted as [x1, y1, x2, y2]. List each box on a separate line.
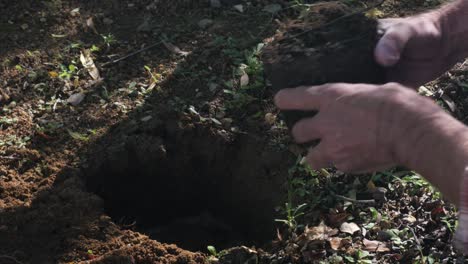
[103, 18, 114, 25]
[198, 19, 213, 29]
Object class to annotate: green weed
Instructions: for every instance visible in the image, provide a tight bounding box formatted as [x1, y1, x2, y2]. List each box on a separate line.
[59, 64, 78, 79]
[101, 33, 117, 47]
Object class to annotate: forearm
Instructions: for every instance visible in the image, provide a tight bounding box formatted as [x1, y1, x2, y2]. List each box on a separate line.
[396, 113, 468, 204]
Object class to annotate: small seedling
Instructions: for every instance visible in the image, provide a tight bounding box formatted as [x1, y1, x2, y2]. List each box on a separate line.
[101, 33, 117, 47]
[207, 245, 218, 257]
[59, 64, 78, 79]
[90, 45, 100, 52]
[275, 202, 307, 230]
[144, 65, 161, 84]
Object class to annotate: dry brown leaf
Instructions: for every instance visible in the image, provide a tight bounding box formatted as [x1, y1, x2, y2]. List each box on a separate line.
[329, 237, 342, 250]
[363, 239, 390, 252]
[86, 17, 98, 34]
[80, 50, 100, 80]
[327, 212, 349, 226]
[302, 222, 338, 241]
[367, 179, 376, 192]
[162, 41, 191, 56]
[340, 222, 360, 235]
[264, 113, 276, 125]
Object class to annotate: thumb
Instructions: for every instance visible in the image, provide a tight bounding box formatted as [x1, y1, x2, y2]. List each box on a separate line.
[375, 25, 413, 67]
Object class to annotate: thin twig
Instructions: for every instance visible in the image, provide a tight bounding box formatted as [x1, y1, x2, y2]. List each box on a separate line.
[101, 40, 164, 67]
[0, 156, 20, 160]
[409, 227, 422, 248]
[0, 255, 24, 264]
[333, 194, 375, 204]
[287, 0, 386, 39]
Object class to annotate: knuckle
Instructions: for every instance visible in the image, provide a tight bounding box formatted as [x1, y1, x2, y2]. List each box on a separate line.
[320, 83, 350, 98]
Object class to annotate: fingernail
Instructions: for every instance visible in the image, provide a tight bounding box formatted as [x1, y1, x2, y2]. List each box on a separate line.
[376, 42, 400, 66]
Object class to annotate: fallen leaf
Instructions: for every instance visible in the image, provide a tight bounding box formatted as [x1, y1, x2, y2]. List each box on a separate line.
[340, 222, 360, 235]
[233, 4, 244, 13]
[70, 8, 80, 17]
[363, 239, 390, 252]
[264, 113, 276, 125]
[329, 237, 342, 250]
[441, 94, 456, 112]
[80, 50, 100, 80]
[86, 17, 98, 34]
[51, 34, 67, 38]
[240, 73, 249, 87]
[263, 4, 282, 14]
[49, 71, 59, 78]
[301, 222, 338, 241]
[367, 180, 376, 192]
[141, 115, 152, 122]
[418, 86, 434, 96]
[327, 212, 349, 226]
[36, 131, 55, 141]
[403, 215, 417, 223]
[162, 41, 191, 56]
[210, 118, 222, 126]
[67, 93, 86, 106]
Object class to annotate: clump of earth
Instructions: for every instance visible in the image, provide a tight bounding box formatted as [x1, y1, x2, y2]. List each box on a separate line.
[263, 1, 385, 127]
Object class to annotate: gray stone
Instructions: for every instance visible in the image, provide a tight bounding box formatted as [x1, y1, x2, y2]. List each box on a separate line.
[198, 19, 213, 29]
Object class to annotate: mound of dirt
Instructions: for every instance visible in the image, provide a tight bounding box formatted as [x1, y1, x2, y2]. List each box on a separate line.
[84, 108, 293, 251]
[262, 1, 385, 127]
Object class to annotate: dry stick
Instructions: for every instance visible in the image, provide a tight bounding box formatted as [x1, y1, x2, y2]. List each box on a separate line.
[287, 0, 386, 39]
[409, 226, 426, 260]
[333, 194, 376, 204]
[0, 156, 20, 160]
[0, 255, 24, 264]
[101, 40, 164, 67]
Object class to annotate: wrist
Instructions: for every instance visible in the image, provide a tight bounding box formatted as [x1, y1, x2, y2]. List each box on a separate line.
[434, 0, 468, 60]
[395, 111, 468, 203]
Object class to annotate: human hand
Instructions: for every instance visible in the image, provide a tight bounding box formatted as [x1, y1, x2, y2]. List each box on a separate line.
[375, 15, 460, 88]
[274, 82, 453, 173]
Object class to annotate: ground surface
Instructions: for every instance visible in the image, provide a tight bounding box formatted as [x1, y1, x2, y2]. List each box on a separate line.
[0, 0, 467, 263]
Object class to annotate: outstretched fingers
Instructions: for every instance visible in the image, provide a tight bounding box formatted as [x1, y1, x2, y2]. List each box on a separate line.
[274, 83, 352, 110]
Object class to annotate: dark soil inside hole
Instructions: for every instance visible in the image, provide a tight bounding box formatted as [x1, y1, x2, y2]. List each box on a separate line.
[262, 1, 386, 128]
[84, 111, 293, 252]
